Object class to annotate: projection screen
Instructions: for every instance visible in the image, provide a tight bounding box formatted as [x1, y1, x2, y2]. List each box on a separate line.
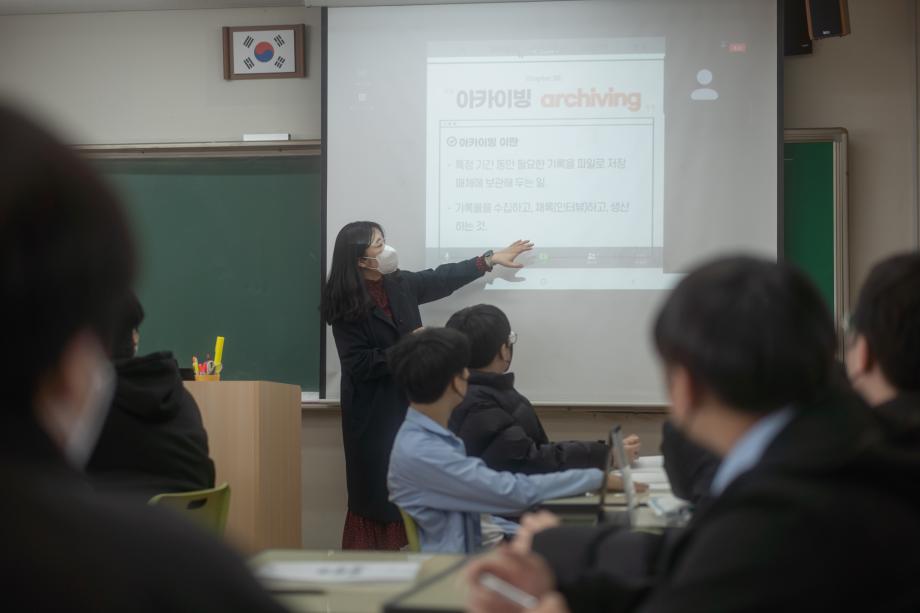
[325, 0, 779, 404]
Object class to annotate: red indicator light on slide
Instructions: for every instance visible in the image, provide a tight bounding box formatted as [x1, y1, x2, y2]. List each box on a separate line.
[728, 42, 747, 53]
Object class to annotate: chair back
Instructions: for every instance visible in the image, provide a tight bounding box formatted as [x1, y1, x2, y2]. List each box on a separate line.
[149, 482, 231, 535]
[399, 507, 421, 552]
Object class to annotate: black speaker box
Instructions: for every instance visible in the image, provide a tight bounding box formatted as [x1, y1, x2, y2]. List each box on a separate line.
[806, 0, 851, 39]
[784, 0, 813, 56]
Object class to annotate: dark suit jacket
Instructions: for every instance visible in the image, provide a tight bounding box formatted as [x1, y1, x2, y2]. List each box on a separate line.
[331, 258, 484, 521]
[534, 387, 920, 613]
[87, 351, 215, 498]
[0, 414, 287, 613]
[448, 371, 607, 474]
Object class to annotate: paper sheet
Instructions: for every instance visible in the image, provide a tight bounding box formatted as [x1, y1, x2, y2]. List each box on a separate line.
[630, 470, 670, 484]
[632, 455, 664, 469]
[648, 494, 691, 518]
[256, 561, 421, 584]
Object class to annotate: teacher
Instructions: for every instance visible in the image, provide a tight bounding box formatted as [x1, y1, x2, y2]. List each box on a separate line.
[321, 221, 532, 550]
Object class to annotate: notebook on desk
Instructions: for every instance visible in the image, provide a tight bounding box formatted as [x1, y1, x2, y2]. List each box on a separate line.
[384, 558, 469, 613]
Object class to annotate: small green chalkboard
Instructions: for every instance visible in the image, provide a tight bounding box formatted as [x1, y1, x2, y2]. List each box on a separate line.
[783, 129, 848, 328]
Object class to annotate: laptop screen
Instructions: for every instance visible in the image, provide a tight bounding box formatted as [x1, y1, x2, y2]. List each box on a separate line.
[611, 425, 638, 526]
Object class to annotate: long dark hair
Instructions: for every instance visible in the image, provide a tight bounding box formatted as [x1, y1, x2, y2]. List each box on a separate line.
[321, 221, 384, 324]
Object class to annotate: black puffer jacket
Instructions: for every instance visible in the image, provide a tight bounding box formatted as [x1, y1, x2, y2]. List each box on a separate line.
[448, 370, 607, 474]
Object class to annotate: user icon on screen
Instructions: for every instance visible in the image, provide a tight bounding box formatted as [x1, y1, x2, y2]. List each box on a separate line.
[691, 69, 719, 101]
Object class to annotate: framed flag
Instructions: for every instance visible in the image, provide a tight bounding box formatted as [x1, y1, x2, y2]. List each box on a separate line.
[222, 24, 307, 80]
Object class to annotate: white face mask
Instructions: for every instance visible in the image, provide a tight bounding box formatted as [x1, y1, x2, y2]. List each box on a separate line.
[47, 356, 116, 469]
[365, 244, 399, 275]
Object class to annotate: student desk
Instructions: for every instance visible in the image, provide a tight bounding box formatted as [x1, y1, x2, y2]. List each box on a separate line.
[250, 550, 467, 613]
[543, 495, 673, 530]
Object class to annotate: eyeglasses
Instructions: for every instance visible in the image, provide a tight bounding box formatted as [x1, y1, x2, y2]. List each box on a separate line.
[507, 331, 518, 346]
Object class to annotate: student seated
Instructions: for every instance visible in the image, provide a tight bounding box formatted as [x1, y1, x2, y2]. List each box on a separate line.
[0, 105, 287, 612]
[87, 293, 215, 497]
[445, 304, 639, 474]
[387, 327, 625, 553]
[658, 249, 920, 510]
[845, 252, 920, 425]
[467, 256, 920, 613]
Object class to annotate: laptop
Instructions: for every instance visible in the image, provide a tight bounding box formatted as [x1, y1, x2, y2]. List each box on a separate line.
[601, 425, 638, 527]
[539, 425, 637, 526]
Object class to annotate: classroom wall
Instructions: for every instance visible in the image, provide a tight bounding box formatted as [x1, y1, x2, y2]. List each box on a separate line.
[2, 1, 914, 281]
[784, 0, 920, 301]
[0, 7, 321, 144]
[5, 1, 918, 550]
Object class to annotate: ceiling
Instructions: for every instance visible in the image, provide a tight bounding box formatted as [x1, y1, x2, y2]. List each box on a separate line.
[0, 0, 547, 16]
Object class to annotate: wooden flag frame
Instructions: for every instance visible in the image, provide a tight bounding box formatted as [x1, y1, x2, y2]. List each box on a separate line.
[222, 24, 307, 81]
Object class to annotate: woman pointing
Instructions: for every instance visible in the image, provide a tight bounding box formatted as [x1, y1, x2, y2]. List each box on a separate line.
[321, 221, 532, 550]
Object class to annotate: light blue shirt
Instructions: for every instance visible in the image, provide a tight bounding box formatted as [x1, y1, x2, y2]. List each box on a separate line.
[710, 408, 795, 496]
[388, 408, 604, 553]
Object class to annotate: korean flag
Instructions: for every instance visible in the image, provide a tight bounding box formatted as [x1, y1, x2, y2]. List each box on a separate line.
[233, 29, 294, 74]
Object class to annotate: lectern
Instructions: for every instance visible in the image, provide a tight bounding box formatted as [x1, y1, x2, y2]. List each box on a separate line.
[185, 380, 302, 554]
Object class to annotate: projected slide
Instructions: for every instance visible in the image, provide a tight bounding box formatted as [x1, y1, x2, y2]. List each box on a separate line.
[426, 39, 678, 290]
[327, 0, 779, 403]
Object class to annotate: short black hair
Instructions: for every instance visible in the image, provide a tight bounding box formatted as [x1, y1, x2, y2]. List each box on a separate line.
[653, 256, 837, 414]
[0, 105, 136, 412]
[388, 328, 470, 404]
[111, 292, 146, 360]
[850, 252, 920, 392]
[445, 304, 511, 368]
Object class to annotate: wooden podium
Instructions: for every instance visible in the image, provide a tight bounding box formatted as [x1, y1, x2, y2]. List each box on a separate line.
[185, 380, 302, 554]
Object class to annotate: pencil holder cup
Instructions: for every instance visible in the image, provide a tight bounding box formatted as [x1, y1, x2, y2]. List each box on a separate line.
[194, 373, 221, 382]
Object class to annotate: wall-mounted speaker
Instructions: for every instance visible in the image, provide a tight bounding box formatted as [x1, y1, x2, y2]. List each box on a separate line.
[784, 0, 813, 56]
[806, 0, 851, 39]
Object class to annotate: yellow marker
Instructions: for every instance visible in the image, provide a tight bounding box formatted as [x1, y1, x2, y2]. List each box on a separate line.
[192, 356, 199, 373]
[214, 336, 225, 366]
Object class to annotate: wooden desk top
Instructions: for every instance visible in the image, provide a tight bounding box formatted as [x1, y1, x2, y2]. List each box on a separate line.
[250, 550, 465, 613]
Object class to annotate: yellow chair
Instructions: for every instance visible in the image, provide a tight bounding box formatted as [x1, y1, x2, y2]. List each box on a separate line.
[149, 482, 231, 536]
[399, 507, 421, 553]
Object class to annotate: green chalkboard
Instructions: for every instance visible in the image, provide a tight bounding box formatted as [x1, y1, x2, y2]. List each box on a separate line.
[782, 129, 848, 326]
[783, 141, 835, 309]
[95, 156, 322, 391]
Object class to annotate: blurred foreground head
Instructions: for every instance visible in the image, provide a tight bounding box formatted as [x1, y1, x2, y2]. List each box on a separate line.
[0, 104, 136, 464]
[654, 256, 836, 441]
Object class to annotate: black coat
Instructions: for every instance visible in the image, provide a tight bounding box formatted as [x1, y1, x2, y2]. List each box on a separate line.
[87, 351, 215, 498]
[448, 371, 607, 474]
[874, 392, 920, 441]
[0, 414, 287, 613]
[534, 387, 920, 613]
[331, 258, 484, 522]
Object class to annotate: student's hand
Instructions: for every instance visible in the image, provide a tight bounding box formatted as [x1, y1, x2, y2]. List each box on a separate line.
[467, 548, 555, 613]
[491, 240, 535, 269]
[624, 434, 641, 463]
[511, 511, 561, 554]
[606, 473, 649, 493]
[612, 434, 641, 467]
